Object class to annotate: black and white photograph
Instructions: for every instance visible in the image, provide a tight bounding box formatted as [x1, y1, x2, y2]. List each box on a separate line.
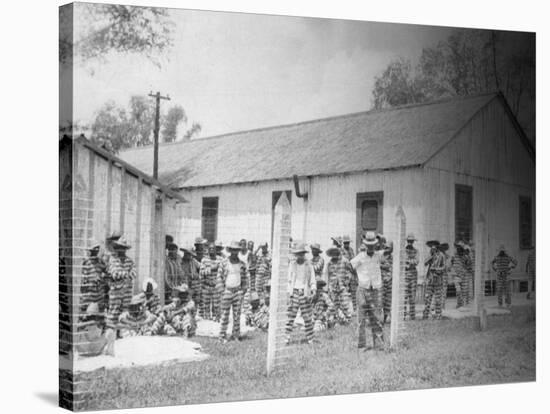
[55, 1, 537, 411]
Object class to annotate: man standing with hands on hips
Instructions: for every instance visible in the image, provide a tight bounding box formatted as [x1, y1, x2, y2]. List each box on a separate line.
[350, 231, 385, 350]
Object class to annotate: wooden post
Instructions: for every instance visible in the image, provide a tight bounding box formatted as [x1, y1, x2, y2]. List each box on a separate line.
[390, 206, 406, 349]
[474, 214, 487, 330]
[267, 192, 292, 376]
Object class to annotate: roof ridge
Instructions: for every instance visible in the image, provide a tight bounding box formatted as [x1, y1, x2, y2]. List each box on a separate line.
[120, 91, 498, 154]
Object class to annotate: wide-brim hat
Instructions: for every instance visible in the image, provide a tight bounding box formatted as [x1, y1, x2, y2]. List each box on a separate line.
[258, 242, 268, 248]
[106, 231, 122, 241]
[179, 245, 196, 256]
[250, 292, 260, 302]
[142, 277, 158, 292]
[426, 240, 440, 248]
[498, 244, 506, 252]
[342, 235, 351, 243]
[310, 243, 321, 251]
[406, 233, 416, 241]
[291, 243, 308, 254]
[173, 283, 189, 293]
[316, 278, 327, 287]
[362, 231, 377, 246]
[194, 237, 207, 245]
[454, 240, 465, 248]
[227, 240, 241, 250]
[325, 246, 341, 255]
[438, 243, 449, 252]
[87, 241, 101, 251]
[166, 241, 178, 250]
[113, 237, 131, 249]
[86, 302, 100, 316]
[214, 240, 224, 248]
[130, 293, 146, 306]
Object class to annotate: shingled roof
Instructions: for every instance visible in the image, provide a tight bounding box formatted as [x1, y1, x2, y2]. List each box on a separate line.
[120, 92, 501, 189]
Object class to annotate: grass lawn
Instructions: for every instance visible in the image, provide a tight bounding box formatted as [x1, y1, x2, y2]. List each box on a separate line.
[81, 305, 535, 410]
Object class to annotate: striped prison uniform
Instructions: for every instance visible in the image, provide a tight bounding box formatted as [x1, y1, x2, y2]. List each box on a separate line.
[311, 255, 325, 280]
[380, 252, 393, 323]
[145, 293, 161, 316]
[199, 256, 222, 320]
[422, 251, 446, 320]
[357, 286, 384, 348]
[451, 254, 471, 308]
[312, 291, 335, 332]
[81, 257, 107, 317]
[183, 258, 201, 306]
[526, 249, 535, 298]
[341, 246, 355, 261]
[255, 253, 272, 301]
[218, 258, 249, 340]
[322, 257, 354, 324]
[165, 257, 185, 303]
[246, 305, 269, 331]
[248, 251, 258, 292]
[465, 248, 475, 305]
[151, 298, 197, 337]
[440, 252, 452, 310]
[491, 253, 517, 306]
[105, 256, 136, 328]
[118, 309, 156, 337]
[404, 248, 419, 320]
[343, 247, 358, 311]
[286, 260, 316, 342]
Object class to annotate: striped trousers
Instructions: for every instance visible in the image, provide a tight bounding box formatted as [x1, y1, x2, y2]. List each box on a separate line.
[105, 281, 128, 328]
[200, 282, 217, 320]
[404, 270, 418, 320]
[423, 274, 444, 319]
[151, 312, 196, 337]
[497, 271, 511, 306]
[286, 289, 314, 341]
[329, 287, 352, 323]
[357, 286, 383, 348]
[219, 288, 243, 339]
[455, 274, 469, 308]
[382, 277, 392, 322]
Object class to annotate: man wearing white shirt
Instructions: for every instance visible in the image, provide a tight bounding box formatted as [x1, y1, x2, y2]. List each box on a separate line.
[350, 231, 385, 350]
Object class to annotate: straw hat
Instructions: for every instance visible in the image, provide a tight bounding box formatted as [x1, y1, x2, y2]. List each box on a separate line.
[342, 235, 351, 243]
[113, 237, 131, 249]
[86, 302, 100, 316]
[406, 233, 416, 241]
[426, 240, 440, 248]
[291, 243, 308, 254]
[362, 231, 377, 246]
[310, 243, 321, 251]
[325, 246, 341, 255]
[130, 293, 146, 306]
[227, 240, 241, 250]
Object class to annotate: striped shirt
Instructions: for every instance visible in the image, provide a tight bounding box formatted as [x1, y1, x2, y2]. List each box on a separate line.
[107, 255, 137, 282]
[491, 253, 517, 273]
[380, 253, 393, 281]
[81, 257, 107, 309]
[165, 258, 185, 292]
[311, 255, 325, 279]
[322, 256, 354, 290]
[451, 254, 470, 278]
[341, 246, 355, 261]
[256, 253, 272, 290]
[200, 256, 222, 286]
[145, 293, 161, 315]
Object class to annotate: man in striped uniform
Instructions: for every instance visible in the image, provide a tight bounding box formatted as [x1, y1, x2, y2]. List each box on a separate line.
[422, 240, 446, 320]
[81, 242, 107, 318]
[119, 293, 156, 337]
[439, 243, 451, 310]
[350, 231, 385, 350]
[164, 242, 185, 303]
[247, 240, 258, 291]
[404, 234, 419, 320]
[342, 235, 359, 312]
[218, 241, 249, 343]
[181, 245, 201, 308]
[199, 243, 221, 320]
[255, 242, 271, 300]
[464, 241, 475, 305]
[105, 237, 136, 330]
[285, 243, 316, 345]
[526, 246, 535, 299]
[491, 245, 517, 307]
[310, 243, 325, 281]
[312, 279, 335, 332]
[142, 277, 161, 316]
[451, 241, 471, 309]
[245, 292, 269, 331]
[322, 245, 354, 324]
[151, 284, 197, 337]
[341, 235, 355, 260]
[380, 241, 393, 324]
[215, 240, 226, 259]
[194, 237, 207, 263]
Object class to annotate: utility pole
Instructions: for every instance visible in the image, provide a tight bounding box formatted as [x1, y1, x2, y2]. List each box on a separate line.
[148, 91, 170, 179]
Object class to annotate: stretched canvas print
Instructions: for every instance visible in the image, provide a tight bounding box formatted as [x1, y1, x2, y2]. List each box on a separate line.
[59, 2, 536, 411]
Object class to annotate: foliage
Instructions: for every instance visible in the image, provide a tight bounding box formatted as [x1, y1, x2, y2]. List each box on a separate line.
[60, 4, 174, 67]
[81, 306, 534, 410]
[372, 29, 535, 141]
[161, 106, 187, 143]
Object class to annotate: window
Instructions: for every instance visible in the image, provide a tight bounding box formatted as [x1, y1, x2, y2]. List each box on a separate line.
[455, 184, 473, 242]
[271, 191, 292, 245]
[361, 200, 379, 230]
[519, 196, 533, 249]
[201, 197, 219, 242]
[356, 192, 383, 248]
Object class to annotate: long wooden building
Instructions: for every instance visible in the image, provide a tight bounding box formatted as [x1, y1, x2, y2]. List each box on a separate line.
[120, 92, 535, 290]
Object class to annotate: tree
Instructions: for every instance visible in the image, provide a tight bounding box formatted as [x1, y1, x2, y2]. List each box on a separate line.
[89, 101, 132, 153]
[162, 106, 187, 143]
[372, 29, 535, 142]
[60, 4, 174, 68]
[183, 123, 202, 141]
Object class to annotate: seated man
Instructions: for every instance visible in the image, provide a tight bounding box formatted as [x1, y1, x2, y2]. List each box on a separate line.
[118, 293, 156, 337]
[142, 277, 162, 316]
[245, 292, 269, 331]
[312, 279, 335, 332]
[75, 302, 115, 357]
[151, 284, 197, 337]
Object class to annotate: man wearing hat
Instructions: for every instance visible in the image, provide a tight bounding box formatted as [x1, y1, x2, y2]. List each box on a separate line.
[422, 240, 446, 320]
[118, 293, 157, 337]
[438, 243, 452, 310]
[245, 292, 269, 332]
[101, 230, 122, 267]
[312, 279, 335, 332]
[194, 237, 207, 263]
[491, 245, 517, 307]
[380, 241, 394, 324]
[404, 234, 419, 320]
[255, 242, 272, 301]
[215, 240, 226, 259]
[350, 231, 385, 349]
[81, 241, 108, 319]
[464, 241, 475, 305]
[310, 243, 325, 280]
[180, 244, 201, 307]
[142, 277, 162, 316]
[450, 241, 471, 309]
[199, 243, 222, 320]
[105, 237, 136, 331]
[165, 241, 185, 303]
[151, 283, 197, 337]
[217, 241, 250, 342]
[322, 244, 354, 324]
[285, 243, 316, 345]
[341, 235, 355, 261]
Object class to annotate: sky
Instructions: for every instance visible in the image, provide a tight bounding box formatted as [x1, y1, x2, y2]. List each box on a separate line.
[65, 6, 454, 138]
